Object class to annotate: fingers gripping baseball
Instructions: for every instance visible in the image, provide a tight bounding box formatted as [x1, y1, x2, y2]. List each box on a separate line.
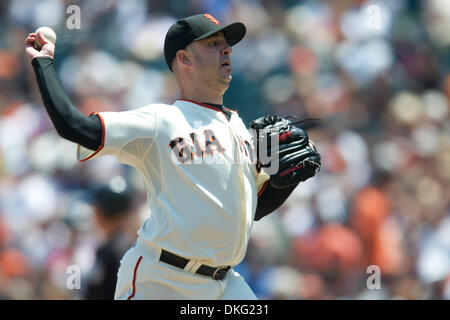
[25, 27, 56, 61]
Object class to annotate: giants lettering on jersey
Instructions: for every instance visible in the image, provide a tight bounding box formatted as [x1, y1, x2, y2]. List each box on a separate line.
[169, 129, 256, 165]
[169, 129, 224, 164]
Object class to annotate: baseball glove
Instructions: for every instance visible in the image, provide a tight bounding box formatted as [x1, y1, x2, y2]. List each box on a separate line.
[250, 115, 321, 189]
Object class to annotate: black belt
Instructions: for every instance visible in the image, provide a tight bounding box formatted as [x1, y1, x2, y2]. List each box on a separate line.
[159, 249, 231, 281]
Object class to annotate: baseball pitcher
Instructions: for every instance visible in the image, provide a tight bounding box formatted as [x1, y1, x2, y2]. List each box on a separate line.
[25, 14, 320, 299]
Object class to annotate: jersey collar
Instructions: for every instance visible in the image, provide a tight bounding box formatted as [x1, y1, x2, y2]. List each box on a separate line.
[176, 99, 236, 121]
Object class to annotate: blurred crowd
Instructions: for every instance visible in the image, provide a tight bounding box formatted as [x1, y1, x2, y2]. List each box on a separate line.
[1, 0, 450, 299]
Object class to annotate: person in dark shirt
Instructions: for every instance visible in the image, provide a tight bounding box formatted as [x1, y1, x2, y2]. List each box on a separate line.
[83, 179, 137, 300]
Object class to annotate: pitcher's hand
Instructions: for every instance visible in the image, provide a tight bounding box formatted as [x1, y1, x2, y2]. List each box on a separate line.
[25, 31, 55, 61]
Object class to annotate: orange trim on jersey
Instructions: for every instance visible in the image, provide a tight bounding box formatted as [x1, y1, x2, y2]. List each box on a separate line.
[257, 180, 269, 197]
[127, 256, 143, 300]
[78, 112, 105, 162]
[177, 99, 237, 119]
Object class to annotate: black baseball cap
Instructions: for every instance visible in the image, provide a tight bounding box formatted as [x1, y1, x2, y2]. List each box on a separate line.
[164, 13, 246, 71]
[91, 180, 134, 218]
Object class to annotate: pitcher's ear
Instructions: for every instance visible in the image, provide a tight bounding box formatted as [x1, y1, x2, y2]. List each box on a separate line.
[176, 49, 192, 68]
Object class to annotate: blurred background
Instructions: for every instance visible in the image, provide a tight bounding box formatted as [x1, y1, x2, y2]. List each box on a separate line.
[1, 0, 450, 300]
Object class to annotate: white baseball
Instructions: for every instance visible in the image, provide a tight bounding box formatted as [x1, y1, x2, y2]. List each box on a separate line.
[34, 27, 57, 49]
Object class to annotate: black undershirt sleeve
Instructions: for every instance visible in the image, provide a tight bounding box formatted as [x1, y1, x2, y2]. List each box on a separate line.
[31, 56, 102, 151]
[254, 182, 299, 221]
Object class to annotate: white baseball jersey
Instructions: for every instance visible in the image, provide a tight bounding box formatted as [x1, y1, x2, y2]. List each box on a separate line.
[78, 99, 269, 267]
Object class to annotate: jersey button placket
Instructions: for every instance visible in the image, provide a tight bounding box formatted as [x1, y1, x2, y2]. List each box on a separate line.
[228, 121, 247, 265]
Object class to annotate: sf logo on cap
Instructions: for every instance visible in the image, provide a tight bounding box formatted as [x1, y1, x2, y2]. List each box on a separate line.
[204, 14, 219, 25]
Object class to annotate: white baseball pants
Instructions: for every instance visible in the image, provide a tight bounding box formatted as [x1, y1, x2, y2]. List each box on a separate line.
[114, 241, 257, 300]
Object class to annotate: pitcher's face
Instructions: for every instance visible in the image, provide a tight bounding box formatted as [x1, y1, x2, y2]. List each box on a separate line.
[187, 31, 233, 89]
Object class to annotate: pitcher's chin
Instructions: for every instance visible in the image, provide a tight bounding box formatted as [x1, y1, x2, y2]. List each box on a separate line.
[220, 73, 232, 83]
